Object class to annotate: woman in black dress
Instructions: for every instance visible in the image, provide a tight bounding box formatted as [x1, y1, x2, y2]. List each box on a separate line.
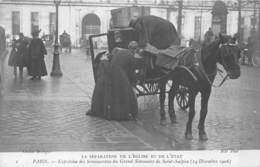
[28, 30, 47, 80]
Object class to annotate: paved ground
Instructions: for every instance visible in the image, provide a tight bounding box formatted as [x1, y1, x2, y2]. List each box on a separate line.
[0, 49, 153, 151]
[0, 48, 260, 151]
[124, 64, 260, 150]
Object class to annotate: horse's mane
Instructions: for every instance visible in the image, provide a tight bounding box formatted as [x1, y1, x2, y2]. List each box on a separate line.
[202, 34, 232, 53]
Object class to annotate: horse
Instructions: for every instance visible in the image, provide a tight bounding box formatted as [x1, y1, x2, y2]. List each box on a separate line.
[91, 31, 240, 141]
[158, 34, 241, 140]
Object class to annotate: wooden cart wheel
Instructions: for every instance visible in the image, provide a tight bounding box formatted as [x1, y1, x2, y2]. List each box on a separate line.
[176, 85, 189, 110]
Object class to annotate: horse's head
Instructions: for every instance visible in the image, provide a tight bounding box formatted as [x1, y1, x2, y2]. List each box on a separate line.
[217, 34, 241, 79]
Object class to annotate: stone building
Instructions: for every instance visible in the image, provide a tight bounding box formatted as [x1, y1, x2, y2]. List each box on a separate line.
[0, 0, 258, 47]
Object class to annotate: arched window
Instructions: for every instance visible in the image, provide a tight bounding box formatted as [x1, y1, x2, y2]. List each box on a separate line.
[82, 13, 101, 39]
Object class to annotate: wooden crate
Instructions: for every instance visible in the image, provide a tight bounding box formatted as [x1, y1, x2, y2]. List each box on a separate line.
[111, 6, 150, 28]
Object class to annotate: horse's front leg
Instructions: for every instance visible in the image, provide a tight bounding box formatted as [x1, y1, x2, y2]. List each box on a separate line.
[159, 81, 167, 125]
[198, 89, 211, 141]
[168, 83, 177, 123]
[185, 91, 197, 140]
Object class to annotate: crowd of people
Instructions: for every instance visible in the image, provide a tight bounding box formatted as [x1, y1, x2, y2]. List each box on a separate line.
[8, 30, 48, 80]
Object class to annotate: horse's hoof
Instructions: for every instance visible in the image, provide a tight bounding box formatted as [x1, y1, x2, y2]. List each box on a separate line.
[199, 133, 208, 141]
[185, 133, 193, 140]
[160, 119, 167, 126]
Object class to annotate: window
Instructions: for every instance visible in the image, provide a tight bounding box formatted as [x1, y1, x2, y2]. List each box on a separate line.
[194, 16, 201, 41]
[12, 11, 20, 35]
[49, 12, 56, 35]
[31, 12, 39, 32]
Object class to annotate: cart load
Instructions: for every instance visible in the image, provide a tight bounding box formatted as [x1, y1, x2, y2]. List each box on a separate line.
[110, 6, 150, 28]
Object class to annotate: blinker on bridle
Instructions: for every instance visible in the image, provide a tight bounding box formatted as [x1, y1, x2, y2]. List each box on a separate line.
[219, 42, 237, 48]
[216, 42, 240, 86]
[197, 42, 238, 88]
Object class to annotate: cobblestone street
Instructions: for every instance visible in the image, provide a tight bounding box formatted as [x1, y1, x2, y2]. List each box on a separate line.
[0, 49, 260, 151]
[0, 49, 153, 151]
[122, 64, 260, 150]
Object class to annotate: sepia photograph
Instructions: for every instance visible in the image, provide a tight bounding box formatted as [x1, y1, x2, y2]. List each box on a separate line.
[0, 0, 260, 166]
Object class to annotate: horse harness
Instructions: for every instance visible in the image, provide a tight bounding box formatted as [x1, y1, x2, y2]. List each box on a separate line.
[195, 42, 239, 88]
[134, 41, 236, 88]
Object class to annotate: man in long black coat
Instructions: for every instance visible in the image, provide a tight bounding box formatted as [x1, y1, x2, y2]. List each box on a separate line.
[16, 33, 29, 77]
[203, 27, 214, 47]
[129, 15, 180, 49]
[28, 30, 47, 80]
[87, 48, 138, 121]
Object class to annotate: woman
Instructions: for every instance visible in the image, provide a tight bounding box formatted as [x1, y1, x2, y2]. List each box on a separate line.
[8, 37, 19, 76]
[87, 48, 138, 121]
[28, 30, 47, 80]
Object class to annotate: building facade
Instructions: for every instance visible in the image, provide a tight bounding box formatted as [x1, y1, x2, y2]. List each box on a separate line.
[0, 0, 258, 47]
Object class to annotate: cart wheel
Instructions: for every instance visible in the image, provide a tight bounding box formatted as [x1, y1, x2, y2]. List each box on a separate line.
[176, 85, 189, 110]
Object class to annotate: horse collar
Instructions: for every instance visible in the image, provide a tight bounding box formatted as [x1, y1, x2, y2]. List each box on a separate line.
[196, 49, 227, 88]
[196, 49, 214, 84]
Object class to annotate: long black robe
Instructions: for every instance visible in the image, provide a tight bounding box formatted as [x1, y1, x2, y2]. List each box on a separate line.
[28, 38, 47, 76]
[16, 38, 29, 67]
[90, 48, 138, 121]
[129, 15, 180, 49]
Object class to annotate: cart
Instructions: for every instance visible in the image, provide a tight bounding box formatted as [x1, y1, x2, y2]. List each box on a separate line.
[89, 27, 190, 110]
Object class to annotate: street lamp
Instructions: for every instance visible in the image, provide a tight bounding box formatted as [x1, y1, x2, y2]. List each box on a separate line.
[177, 0, 183, 44]
[51, 0, 62, 76]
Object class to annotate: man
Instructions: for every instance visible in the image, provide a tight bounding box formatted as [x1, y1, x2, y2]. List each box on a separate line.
[28, 30, 47, 80]
[247, 29, 257, 66]
[203, 27, 214, 45]
[60, 30, 71, 53]
[15, 33, 29, 78]
[129, 15, 180, 49]
[110, 43, 137, 86]
[128, 41, 142, 58]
